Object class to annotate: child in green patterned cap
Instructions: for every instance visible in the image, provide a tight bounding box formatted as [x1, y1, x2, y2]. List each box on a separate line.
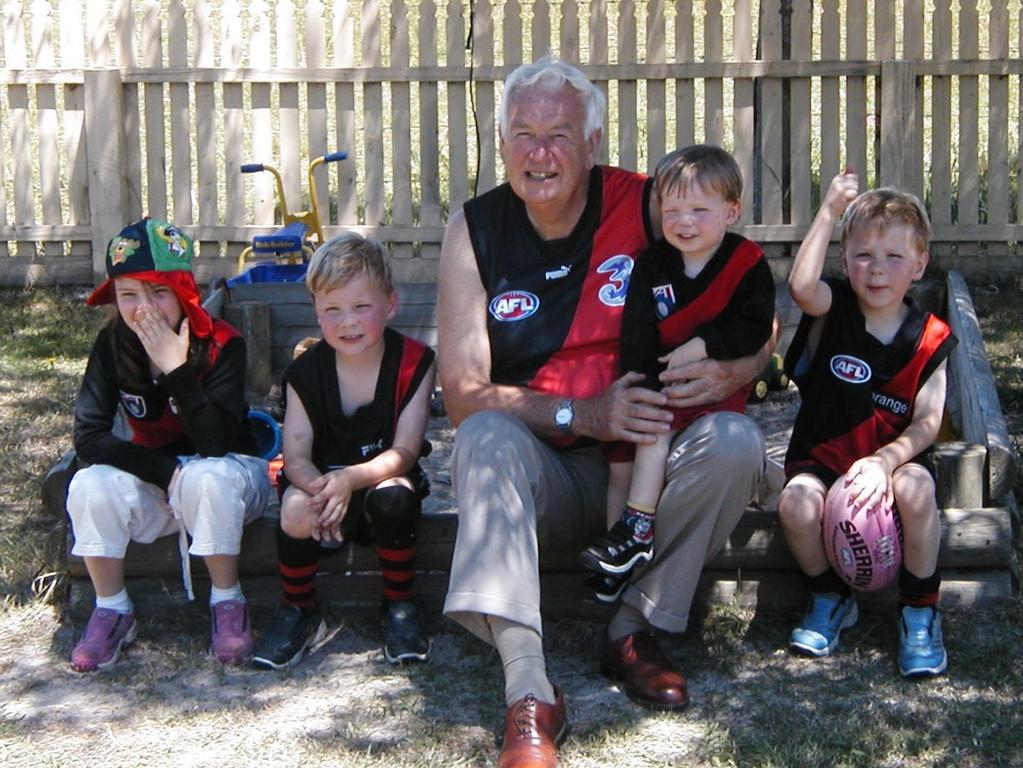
[67, 218, 272, 671]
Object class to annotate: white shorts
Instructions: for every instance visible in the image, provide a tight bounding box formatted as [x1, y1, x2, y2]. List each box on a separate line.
[67, 453, 271, 559]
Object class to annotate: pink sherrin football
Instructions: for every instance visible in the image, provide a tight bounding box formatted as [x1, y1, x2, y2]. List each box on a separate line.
[822, 476, 903, 592]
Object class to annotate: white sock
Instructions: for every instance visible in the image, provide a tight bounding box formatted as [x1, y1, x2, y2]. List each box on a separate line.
[96, 588, 133, 614]
[488, 615, 556, 706]
[209, 583, 245, 606]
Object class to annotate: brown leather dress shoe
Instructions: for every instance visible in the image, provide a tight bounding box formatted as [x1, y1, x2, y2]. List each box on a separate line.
[600, 631, 689, 711]
[497, 688, 568, 768]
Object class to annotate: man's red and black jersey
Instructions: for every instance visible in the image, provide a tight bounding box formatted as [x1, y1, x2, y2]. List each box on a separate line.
[464, 166, 654, 404]
[283, 328, 435, 471]
[784, 278, 957, 479]
[620, 232, 775, 430]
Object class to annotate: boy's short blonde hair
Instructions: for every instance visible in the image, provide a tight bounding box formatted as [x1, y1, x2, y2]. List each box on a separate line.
[654, 144, 742, 204]
[840, 188, 932, 253]
[305, 231, 394, 296]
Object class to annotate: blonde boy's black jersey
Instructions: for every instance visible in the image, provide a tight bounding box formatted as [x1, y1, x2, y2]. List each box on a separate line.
[283, 328, 434, 470]
[784, 278, 956, 480]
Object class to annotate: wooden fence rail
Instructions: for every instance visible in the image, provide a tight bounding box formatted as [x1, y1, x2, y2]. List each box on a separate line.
[1, 0, 1020, 287]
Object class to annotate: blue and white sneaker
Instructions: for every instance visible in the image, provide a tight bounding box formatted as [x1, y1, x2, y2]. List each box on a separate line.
[898, 606, 948, 678]
[789, 592, 859, 657]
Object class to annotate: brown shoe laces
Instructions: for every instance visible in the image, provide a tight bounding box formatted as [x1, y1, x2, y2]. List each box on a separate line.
[512, 693, 538, 738]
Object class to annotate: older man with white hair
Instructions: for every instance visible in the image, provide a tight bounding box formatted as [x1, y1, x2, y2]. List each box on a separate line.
[438, 57, 771, 767]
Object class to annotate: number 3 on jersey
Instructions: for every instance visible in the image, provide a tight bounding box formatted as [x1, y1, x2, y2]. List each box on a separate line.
[596, 254, 634, 307]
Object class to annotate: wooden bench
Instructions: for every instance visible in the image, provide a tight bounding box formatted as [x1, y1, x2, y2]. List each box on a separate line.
[49, 272, 1018, 616]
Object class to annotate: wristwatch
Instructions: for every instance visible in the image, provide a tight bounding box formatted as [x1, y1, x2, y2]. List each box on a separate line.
[554, 399, 575, 434]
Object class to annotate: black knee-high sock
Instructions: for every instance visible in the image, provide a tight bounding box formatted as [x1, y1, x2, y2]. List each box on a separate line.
[367, 486, 421, 602]
[803, 569, 852, 597]
[276, 525, 321, 612]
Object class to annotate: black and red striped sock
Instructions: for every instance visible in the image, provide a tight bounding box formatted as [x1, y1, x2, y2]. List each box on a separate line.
[367, 486, 421, 603]
[378, 544, 416, 602]
[276, 525, 321, 612]
[899, 568, 941, 608]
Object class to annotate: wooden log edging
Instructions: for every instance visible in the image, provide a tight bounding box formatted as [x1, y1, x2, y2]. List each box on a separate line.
[62, 505, 1015, 580]
[931, 441, 987, 509]
[48, 450, 1018, 610]
[945, 270, 1017, 502]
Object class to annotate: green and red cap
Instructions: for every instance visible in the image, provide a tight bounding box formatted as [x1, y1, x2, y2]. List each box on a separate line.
[86, 218, 213, 338]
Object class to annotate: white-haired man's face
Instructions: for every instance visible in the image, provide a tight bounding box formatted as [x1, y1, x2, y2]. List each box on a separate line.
[500, 84, 601, 214]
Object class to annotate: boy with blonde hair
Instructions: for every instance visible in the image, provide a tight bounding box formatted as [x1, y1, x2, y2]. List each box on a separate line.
[581, 144, 775, 599]
[253, 232, 436, 668]
[780, 172, 957, 677]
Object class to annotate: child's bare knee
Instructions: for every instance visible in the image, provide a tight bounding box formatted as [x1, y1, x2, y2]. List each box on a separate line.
[893, 463, 935, 499]
[280, 490, 315, 538]
[893, 465, 937, 522]
[778, 480, 825, 528]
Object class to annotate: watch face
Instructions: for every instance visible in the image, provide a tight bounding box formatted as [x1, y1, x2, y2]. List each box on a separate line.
[555, 402, 573, 428]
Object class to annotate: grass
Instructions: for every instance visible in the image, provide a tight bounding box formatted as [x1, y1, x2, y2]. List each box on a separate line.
[0, 288, 103, 600]
[0, 283, 1020, 768]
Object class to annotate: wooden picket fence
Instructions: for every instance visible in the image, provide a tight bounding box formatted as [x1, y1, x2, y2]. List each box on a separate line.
[1, 0, 1021, 287]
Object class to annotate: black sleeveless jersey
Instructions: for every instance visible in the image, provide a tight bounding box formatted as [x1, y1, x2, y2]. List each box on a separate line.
[283, 328, 434, 471]
[784, 278, 957, 479]
[464, 166, 654, 403]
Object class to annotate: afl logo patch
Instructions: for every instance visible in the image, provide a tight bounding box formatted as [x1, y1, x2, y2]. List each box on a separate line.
[120, 392, 147, 418]
[489, 290, 540, 322]
[652, 284, 676, 319]
[830, 354, 872, 384]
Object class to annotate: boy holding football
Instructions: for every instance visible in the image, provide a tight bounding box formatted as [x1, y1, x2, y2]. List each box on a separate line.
[779, 171, 957, 677]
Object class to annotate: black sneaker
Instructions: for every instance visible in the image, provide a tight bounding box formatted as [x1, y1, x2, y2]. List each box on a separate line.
[250, 604, 326, 670]
[580, 521, 654, 575]
[381, 600, 431, 664]
[585, 572, 628, 603]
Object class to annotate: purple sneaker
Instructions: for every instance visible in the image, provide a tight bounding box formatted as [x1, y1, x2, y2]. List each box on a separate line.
[70, 607, 137, 672]
[210, 599, 254, 666]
